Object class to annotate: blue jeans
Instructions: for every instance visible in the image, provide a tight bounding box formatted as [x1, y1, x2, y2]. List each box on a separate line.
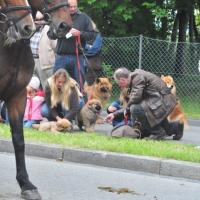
[41, 103, 64, 120]
[54, 54, 86, 91]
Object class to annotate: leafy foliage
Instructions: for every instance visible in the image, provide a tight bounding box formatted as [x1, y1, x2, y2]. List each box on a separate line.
[79, 0, 154, 37]
[78, 0, 200, 40]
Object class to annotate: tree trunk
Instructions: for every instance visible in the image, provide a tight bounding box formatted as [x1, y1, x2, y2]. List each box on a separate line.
[189, 14, 194, 43]
[174, 9, 189, 76]
[171, 12, 179, 42]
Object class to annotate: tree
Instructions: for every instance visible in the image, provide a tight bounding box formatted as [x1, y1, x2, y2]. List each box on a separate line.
[79, 0, 156, 37]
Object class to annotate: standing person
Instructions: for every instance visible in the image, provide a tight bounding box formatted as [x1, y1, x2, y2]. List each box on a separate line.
[30, 11, 57, 89]
[48, 0, 98, 92]
[106, 68, 184, 140]
[41, 69, 84, 126]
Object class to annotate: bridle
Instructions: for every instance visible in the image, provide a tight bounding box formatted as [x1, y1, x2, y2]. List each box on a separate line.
[0, 2, 32, 30]
[41, 0, 70, 23]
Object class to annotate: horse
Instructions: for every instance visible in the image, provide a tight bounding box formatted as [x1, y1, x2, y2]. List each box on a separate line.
[29, 0, 72, 38]
[0, 1, 72, 199]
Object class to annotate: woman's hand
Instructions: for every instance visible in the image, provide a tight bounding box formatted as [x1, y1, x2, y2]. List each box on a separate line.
[56, 116, 62, 121]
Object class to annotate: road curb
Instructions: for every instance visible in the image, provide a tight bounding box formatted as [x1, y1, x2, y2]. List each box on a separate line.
[0, 139, 200, 181]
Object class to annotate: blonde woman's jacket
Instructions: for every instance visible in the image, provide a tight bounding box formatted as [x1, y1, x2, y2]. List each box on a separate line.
[44, 81, 80, 121]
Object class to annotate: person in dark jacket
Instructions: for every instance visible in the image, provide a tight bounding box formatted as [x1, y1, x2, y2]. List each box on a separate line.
[106, 67, 184, 140]
[41, 69, 84, 126]
[48, 0, 98, 92]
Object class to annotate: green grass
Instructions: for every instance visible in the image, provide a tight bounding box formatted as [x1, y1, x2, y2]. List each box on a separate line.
[181, 97, 200, 118]
[0, 124, 200, 164]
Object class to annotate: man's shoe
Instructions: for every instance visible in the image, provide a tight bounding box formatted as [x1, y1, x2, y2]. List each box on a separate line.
[173, 123, 184, 140]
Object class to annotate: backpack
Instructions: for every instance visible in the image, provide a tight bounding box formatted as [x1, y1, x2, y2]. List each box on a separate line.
[111, 124, 141, 139]
[84, 33, 103, 57]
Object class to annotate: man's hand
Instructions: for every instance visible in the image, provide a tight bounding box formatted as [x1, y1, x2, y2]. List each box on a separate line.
[105, 113, 114, 122]
[124, 107, 130, 117]
[107, 106, 117, 113]
[69, 28, 80, 37]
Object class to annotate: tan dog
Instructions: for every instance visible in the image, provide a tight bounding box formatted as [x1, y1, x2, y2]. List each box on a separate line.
[84, 77, 112, 107]
[161, 75, 188, 127]
[77, 99, 102, 132]
[32, 118, 72, 133]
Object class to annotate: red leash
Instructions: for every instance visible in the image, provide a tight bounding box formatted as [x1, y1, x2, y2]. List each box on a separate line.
[75, 35, 84, 94]
[27, 96, 33, 120]
[124, 114, 128, 125]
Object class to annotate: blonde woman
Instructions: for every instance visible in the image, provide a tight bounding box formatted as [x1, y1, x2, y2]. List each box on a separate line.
[41, 69, 84, 123]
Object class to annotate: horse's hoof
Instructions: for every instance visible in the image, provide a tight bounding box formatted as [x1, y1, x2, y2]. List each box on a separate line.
[21, 189, 42, 200]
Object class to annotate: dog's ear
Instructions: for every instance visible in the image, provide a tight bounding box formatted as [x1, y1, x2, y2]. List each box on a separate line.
[87, 101, 92, 108]
[95, 77, 101, 84]
[107, 76, 113, 83]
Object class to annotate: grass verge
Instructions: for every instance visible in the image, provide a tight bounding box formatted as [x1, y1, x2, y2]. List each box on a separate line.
[0, 124, 200, 164]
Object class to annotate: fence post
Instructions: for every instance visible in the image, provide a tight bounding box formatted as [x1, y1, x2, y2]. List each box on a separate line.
[138, 34, 143, 69]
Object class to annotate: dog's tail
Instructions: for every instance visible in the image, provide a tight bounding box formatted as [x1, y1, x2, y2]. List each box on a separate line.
[181, 116, 189, 130]
[32, 124, 40, 130]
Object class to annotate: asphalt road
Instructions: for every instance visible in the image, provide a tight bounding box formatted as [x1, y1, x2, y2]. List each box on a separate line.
[1, 152, 200, 200]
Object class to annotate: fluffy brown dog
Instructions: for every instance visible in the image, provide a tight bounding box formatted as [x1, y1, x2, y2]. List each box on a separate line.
[84, 77, 112, 107]
[161, 75, 188, 127]
[32, 118, 72, 133]
[77, 99, 102, 132]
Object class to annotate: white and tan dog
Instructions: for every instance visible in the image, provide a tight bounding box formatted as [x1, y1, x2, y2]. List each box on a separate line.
[32, 118, 72, 133]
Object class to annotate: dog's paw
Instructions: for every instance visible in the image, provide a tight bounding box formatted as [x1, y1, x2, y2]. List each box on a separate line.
[85, 128, 95, 133]
[95, 118, 105, 124]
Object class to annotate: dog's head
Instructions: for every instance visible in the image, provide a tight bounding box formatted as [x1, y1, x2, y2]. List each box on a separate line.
[161, 75, 175, 89]
[56, 118, 72, 131]
[94, 77, 112, 99]
[88, 99, 102, 114]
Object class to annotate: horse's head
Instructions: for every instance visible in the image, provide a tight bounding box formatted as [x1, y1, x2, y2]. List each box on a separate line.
[0, 0, 36, 45]
[30, 0, 72, 38]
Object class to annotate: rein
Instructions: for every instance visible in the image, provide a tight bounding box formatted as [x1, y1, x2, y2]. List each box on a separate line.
[0, 5, 32, 29]
[43, 2, 69, 14]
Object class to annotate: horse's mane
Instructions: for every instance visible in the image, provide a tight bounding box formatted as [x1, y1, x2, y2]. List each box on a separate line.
[4, 0, 12, 4]
[0, 0, 4, 6]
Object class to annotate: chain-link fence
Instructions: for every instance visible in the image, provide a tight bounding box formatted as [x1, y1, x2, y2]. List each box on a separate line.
[100, 35, 200, 118]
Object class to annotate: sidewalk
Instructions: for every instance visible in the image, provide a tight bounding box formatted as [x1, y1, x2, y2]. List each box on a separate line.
[0, 131, 200, 182]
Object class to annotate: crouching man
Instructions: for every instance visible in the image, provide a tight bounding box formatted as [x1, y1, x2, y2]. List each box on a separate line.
[106, 67, 184, 140]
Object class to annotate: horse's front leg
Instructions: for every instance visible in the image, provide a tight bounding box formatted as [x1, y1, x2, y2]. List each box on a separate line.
[6, 89, 41, 200]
